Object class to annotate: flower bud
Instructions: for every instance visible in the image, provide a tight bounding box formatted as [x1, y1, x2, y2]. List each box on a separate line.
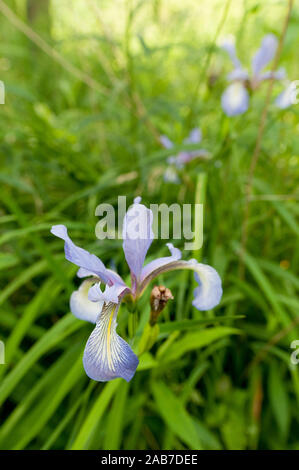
[149, 285, 173, 326]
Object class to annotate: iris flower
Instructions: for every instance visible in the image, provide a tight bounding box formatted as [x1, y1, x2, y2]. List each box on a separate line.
[51, 197, 222, 382]
[220, 34, 289, 116]
[160, 128, 209, 183]
[275, 80, 297, 109]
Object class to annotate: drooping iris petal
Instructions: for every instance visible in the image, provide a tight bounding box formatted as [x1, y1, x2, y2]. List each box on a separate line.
[70, 279, 103, 323]
[252, 34, 278, 79]
[83, 302, 139, 382]
[189, 261, 223, 310]
[139, 257, 222, 310]
[275, 82, 295, 109]
[122, 198, 154, 282]
[140, 243, 182, 285]
[160, 135, 174, 149]
[51, 225, 113, 285]
[221, 82, 249, 116]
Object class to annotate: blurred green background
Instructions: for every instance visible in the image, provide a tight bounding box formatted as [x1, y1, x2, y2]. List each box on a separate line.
[0, 0, 299, 450]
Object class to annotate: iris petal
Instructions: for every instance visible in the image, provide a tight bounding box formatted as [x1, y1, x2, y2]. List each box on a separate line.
[51, 225, 113, 285]
[122, 199, 154, 283]
[259, 67, 286, 82]
[83, 302, 139, 382]
[275, 83, 295, 109]
[176, 149, 209, 166]
[252, 34, 278, 79]
[140, 243, 181, 285]
[139, 258, 222, 311]
[221, 83, 249, 116]
[160, 135, 174, 149]
[227, 68, 249, 82]
[184, 128, 202, 144]
[220, 36, 242, 69]
[70, 279, 103, 323]
[77, 267, 97, 278]
[88, 282, 130, 304]
[190, 262, 223, 310]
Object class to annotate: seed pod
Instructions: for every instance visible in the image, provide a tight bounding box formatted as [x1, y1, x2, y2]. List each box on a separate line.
[149, 285, 173, 326]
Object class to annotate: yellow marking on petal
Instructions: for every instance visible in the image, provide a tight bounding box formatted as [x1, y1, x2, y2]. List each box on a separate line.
[107, 305, 116, 371]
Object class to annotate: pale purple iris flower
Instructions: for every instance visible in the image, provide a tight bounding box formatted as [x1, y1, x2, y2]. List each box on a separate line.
[51, 197, 222, 383]
[220, 34, 289, 116]
[160, 128, 209, 183]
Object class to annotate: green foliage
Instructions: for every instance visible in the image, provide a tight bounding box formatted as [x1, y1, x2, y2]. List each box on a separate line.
[0, 0, 299, 450]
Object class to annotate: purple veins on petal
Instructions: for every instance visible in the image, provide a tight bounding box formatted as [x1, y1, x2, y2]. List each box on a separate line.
[83, 302, 139, 382]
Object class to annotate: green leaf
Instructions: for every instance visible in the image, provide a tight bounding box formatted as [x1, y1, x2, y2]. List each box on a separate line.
[70, 379, 121, 450]
[0, 314, 81, 407]
[103, 381, 129, 450]
[268, 362, 290, 440]
[163, 327, 241, 363]
[152, 381, 202, 449]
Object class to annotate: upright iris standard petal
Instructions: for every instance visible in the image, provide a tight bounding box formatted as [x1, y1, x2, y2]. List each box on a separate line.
[221, 82, 249, 116]
[252, 34, 278, 79]
[83, 302, 139, 382]
[51, 225, 113, 285]
[122, 198, 154, 282]
[70, 279, 103, 323]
